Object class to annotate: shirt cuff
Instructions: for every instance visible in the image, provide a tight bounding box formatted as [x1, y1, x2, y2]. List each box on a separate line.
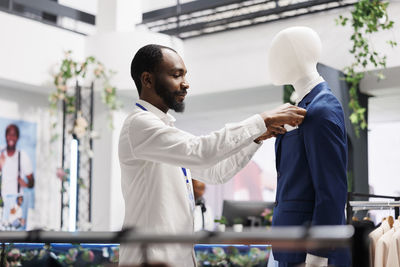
[305, 253, 328, 266]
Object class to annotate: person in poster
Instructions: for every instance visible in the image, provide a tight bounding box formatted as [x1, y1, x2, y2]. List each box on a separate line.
[0, 123, 35, 229]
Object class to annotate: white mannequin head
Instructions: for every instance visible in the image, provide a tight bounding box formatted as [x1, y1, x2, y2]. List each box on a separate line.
[267, 26, 322, 86]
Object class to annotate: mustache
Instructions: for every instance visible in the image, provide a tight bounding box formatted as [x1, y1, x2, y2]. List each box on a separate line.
[175, 89, 187, 96]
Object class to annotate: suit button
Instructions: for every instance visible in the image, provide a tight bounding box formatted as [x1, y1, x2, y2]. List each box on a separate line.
[277, 172, 280, 178]
[274, 201, 278, 207]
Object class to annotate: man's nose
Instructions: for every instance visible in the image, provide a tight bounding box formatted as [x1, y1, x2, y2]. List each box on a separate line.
[182, 79, 189, 90]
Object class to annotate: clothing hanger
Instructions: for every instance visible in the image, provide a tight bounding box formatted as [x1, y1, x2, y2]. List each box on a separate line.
[388, 216, 394, 228]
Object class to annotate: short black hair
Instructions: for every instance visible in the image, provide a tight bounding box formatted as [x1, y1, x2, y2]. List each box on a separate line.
[6, 124, 19, 139]
[130, 44, 177, 96]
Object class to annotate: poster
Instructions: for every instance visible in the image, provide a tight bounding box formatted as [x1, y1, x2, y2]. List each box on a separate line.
[0, 117, 36, 230]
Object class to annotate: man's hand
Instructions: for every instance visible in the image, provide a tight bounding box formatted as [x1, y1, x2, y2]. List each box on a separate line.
[260, 103, 306, 128]
[254, 126, 286, 143]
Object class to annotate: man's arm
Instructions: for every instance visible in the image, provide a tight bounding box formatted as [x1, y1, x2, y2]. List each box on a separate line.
[126, 104, 305, 169]
[190, 141, 261, 184]
[128, 113, 266, 169]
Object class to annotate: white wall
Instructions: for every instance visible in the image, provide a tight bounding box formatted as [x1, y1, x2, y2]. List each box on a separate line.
[85, 30, 184, 92]
[183, 3, 400, 96]
[0, 12, 86, 91]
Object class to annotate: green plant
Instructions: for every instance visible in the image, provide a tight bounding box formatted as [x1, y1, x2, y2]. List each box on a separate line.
[347, 170, 354, 192]
[214, 216, 228, 225]
[283, 84, 296, 105]
[233, 217, 243, 225]
[336, 0, 397, 136]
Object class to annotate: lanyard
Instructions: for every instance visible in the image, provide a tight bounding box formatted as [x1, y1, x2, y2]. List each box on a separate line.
[135, 102, 195, 211]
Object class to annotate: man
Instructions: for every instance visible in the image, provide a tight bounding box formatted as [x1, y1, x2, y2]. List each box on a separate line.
[192, 179, 214, 231]
[0, 124, 34, 222]
[118, 44, 306, 266]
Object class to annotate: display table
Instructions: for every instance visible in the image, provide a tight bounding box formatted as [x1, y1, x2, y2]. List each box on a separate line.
[0, 226, 353, 266]
[1, 243, 271, 266]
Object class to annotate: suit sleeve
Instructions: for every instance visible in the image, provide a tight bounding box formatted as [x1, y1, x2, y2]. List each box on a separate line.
[303, 115, 347, 226]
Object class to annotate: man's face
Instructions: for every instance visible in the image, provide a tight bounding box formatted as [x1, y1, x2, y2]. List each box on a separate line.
[153, 49, 189, 113]
[6, 127, 18, 149]
[193, 180, 205, 200]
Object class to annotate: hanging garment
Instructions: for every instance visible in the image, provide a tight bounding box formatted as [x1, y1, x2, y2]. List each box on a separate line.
[369, 220, 391, 267]
[386, 220, 400, 267]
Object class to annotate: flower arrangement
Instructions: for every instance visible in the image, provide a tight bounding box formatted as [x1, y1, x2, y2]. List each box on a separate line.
[3, 244, 119, 266]
[261, 208, 273, 226]
[49, 51, 122, 142]
[196, 245, 271, 267]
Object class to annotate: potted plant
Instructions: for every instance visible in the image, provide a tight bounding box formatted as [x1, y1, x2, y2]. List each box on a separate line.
[232, 217, 244, 232]
[214, 216, 227, 232]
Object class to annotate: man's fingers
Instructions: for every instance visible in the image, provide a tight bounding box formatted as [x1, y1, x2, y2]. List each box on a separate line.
[285, 114, 305, 126]
[269, 125, 286, 135]
[261, 105, 307, 128]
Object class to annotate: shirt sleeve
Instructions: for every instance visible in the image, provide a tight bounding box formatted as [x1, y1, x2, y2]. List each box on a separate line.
[190, 141, 261, 184]
[128, 112, 266, 169]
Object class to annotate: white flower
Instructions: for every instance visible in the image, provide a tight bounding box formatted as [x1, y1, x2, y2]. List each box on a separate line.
[90, 131, 100, 139]
[58, 84, 67, 92]
[73, 115, 88, 138]
[73, 125, 86, 139]
[87, 149, 94, 158]
[76, 116, 88, 128]
[57, 93, 65, 100]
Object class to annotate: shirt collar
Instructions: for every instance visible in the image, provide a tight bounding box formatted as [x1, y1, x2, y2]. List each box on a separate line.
[295, 75, 325, 105]
[297, 81, 328, 109]
[136, 99, 176, 125]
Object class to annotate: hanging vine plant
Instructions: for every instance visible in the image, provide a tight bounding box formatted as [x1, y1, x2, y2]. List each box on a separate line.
[49, 51, 122, 142]
[336, 0, 397, 136]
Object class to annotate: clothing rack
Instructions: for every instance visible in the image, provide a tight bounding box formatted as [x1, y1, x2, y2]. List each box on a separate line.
[346, 192, 400, 224]
[0, 225, 358, 266]
[0, 225, 353, 249]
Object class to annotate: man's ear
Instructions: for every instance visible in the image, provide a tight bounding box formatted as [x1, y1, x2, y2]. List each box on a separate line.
[141, 72, 153, 89]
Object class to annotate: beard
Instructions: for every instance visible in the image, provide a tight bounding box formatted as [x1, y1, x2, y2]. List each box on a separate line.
[154, 78, 186, 113]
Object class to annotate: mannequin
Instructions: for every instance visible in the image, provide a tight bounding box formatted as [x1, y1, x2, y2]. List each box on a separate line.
[267, 27, 350, 267]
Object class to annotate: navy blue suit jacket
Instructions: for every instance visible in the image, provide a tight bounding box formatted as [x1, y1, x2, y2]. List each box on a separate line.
[272, 82, 350, 266]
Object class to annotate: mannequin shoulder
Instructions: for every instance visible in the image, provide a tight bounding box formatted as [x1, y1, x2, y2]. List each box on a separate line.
[305, 93, 344, 124]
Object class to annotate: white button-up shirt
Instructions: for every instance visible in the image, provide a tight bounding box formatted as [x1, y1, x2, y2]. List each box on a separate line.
[118, 99, 266, 266]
